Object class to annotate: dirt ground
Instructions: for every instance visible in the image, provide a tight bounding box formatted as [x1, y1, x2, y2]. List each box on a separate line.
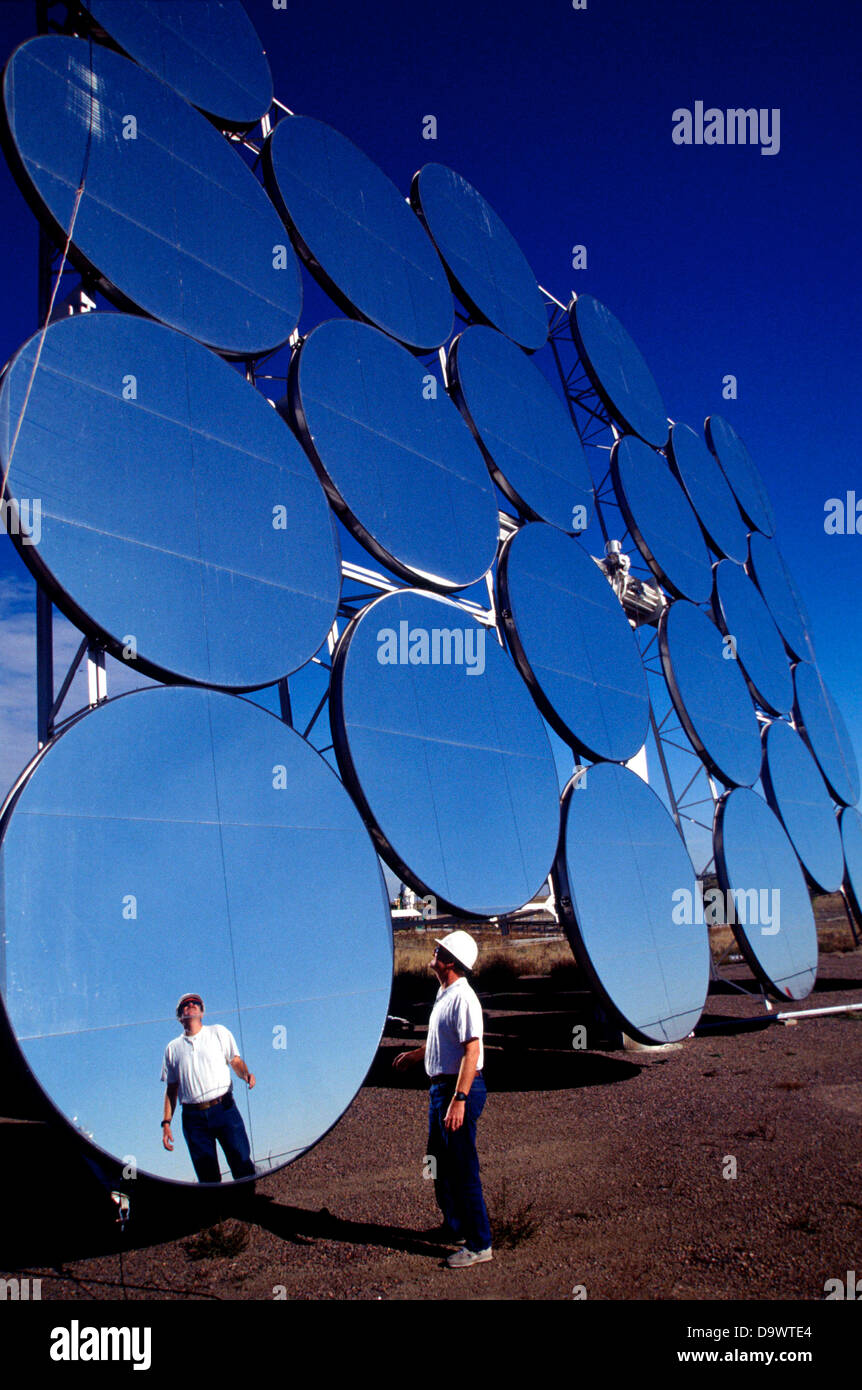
[3, 934, 861, 1304]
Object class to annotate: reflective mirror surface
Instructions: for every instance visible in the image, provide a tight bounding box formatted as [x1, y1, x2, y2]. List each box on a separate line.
[330, 590, 561, 916]
[497, 524, 649, 761]
[288, 319, 499, 590]
[715, 788, 817, 1000]
[660, 600, 762, 787]
[793, 661, 860, 807]
[668, 422, 749, 563]
[760, 719, 844, 893]
[557, 762, 709, 1043]
[1, 37, 300, 355]
[81, 1, 273, 126]
[0, 313, 341, 689]
[411, 164, 548, 351]
[448, 325, 594, 532]
[713, 560, 793, 715]
[611, 437, 713, 602]
[840, 807, 862, 926]
[705, 415, 775, 537]
[569, 295, 668, 446]
[747, 533, 812, 661]
[263, 116, 453, 352]
[0, 687, 393, 1184]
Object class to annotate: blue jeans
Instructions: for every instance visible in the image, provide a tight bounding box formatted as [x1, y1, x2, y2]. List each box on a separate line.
[181, 1091, 255, 1183]
[427, 1077, 492, 1251]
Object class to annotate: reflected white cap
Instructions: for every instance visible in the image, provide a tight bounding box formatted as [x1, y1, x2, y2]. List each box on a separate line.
[176, 992, 204, 1017]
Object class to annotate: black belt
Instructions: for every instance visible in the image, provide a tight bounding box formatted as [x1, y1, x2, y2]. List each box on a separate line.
[430, 1072, 482, 1085]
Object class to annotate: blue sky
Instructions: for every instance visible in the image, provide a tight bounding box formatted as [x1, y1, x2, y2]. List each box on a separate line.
[0, 0, 859, 833]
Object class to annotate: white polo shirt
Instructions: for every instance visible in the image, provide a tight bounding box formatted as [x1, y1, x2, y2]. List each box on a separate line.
[425, 975, 484, 1077]
[161, 1023, 239, 1105]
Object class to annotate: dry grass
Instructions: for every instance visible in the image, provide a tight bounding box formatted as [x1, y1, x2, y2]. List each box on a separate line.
[392, 895, 858, 998]
[394, 930, 573, 985]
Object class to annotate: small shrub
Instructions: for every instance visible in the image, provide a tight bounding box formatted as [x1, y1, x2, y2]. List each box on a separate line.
[492, 1178, 541, 1249]
[184, 1220, 249, 1261]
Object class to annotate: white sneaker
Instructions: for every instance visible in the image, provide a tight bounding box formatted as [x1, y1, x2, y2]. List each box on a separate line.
[446, 1246, 493, 1269]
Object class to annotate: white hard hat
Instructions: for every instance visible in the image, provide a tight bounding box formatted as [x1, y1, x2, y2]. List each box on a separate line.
[435, 930, 478, 973]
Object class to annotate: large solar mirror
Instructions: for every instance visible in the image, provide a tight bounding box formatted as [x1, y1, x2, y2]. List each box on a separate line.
[497, 523, 649, 762]
[80, 1, 274, 127]
[659, 599, 762, 787]
[569, 295, 668, 447]
[668, 422, 749, 564]
[713, 560, 793, 716]
[793, 661, 860, 808]
[411, 163, 548, 351]
[612, 437, 713, 603]
[263, 115, 453, 351]
[747, 533, 812, 662]
[448, 325, 594, 533]
[840, 807, 862, 926]
[0, 688, 392, 1185]
[330, 589, 560, 917]
[287, 319, 498, 590]
[557, 762, 710, 1044]
[705, 415, 775, 538]
[0, 313, 341, 690]
[760, 719, 844, 893]
[1, 35, 301, 355]
[715, 788, 817, 1000]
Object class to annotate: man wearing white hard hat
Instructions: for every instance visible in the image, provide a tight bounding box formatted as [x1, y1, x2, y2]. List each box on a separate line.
[160, 992, 256, 1183]
[394, 930, 492, 1268]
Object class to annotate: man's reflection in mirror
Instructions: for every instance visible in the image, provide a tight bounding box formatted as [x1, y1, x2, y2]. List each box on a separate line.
[160, 992, 256, 1182]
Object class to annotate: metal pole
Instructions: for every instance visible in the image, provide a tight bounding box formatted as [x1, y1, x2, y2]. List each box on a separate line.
[277, 677, 292, 727]
[36, 587, 53, 747]
[776, 1002, 862, 1021]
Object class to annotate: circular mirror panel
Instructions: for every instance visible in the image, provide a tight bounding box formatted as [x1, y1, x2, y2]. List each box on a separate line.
[612, 437, 713, 603]
[81, 1, 274, 127]
[330, 589, 561, 917]
[288, 319, 499, 590]
[747, 533, 813, 662]
[715, 788, 817, 1001]
[1, 36, 300, 355]
[840, 807, 862, 927]
[263, 115, 453, 352]
[793, 661, 860, 808]
[668, 422, 749, 563]
[497, 524, 649, 762]
[0, 687, 393, 1185]
[713, 560, 793, 716]
[569, 295, 668, 447]
[761, 719, 844, 893]
[0, 313, 341, 690]
[557, 762, 709, 1044]
[659, 600, 762, 788]
[411, 163, 548, 351]
[705, 415, 775, 537]
[449, 325, 594, 533]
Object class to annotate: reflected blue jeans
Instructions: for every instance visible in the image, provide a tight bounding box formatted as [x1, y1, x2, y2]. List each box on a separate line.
[427, 1077, 492, 1251]
[181, 1091, 255, 1183]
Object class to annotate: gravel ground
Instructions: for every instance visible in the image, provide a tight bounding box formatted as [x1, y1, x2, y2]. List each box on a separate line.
[3, 947, 860, 1303]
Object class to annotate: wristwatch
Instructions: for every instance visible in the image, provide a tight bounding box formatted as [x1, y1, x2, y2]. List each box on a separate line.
[161, 1120, 171, 1127]
[454, 1091, 468, 1102]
